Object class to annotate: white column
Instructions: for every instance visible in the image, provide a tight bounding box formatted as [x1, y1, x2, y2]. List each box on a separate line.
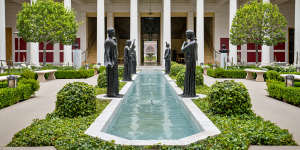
[187, 10, 194, 30]
[107, 12, 114, 29]
[261, 0, 271, 66]
[196, 0, 204, 65]
[229, 0, 237, 65]
[163, 0, 171, 66]
[130, 0, 139, 66]
[295, 0, 300, 64]
[29, 0, 40, 66]
[241, 44, 247, 64]
[97, 0, 105, 65]
[0, 0, 6, 64]
[64, 0, 72, 66]
[53, 43, 60, 65]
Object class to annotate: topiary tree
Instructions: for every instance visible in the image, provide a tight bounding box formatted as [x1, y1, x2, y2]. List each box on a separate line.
[208, 80, 252, 115]
[230, 0, 287, 64]
[17, 0, 78, 66]
[55, 82, 96, 118]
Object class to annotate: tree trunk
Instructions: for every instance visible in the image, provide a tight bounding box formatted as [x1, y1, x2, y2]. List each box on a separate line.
[43, 41, 47, 66]
[255, 44, 259, 65]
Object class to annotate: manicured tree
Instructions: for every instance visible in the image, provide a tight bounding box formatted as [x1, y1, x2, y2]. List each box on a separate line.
[16, 0, 78, 66]
[230, 0, 287, 64]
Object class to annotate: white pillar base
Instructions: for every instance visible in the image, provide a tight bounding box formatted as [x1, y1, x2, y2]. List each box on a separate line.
[64, 45, 73, 66]
[261, 45, 271, 66]
[29, 42, 40, 66]
[53, 43, 60, 65]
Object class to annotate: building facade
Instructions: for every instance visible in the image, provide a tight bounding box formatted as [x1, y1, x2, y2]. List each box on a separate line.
[0, 0, 298, 66]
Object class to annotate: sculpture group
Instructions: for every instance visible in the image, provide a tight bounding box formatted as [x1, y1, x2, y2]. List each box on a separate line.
[104, 28, 197, 98]
[104, 28, 137, 97]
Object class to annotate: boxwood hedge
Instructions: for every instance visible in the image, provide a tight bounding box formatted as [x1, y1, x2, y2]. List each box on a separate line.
[55, 69, 95, 79]
[207, 68, 247, 78]
[0, 78, 39, 109]
[267, 80, 300, 107]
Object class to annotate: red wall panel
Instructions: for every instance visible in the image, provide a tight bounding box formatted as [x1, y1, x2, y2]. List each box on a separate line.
[39, 52, 54, 62]
[247, 52, 261, 62]
[247, 43, 262, 50]
[274, 52, 285, 62]
[274, 42, 285, 50]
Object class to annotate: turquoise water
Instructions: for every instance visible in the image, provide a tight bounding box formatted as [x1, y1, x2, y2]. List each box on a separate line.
[103, 70, 203, 140]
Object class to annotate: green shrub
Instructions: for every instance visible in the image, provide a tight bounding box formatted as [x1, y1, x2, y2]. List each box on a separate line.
[294, 82, 300, 87]
[0, 80, 38, 109]
[21, 69, 35, 79]
[208, 80, 252, 115]
[118, 66, 124, 78]
[175, 68, 185, 87]
[98, 66, 106, 74]
[196, 67, 204, 86]
[170, 63, 185, 77]
[97, 71, 107, 88]
[55, 82, 96, 118]
[55, 69, 94, 79]
[207, 68, 247, 78]
[267, 81, 300, 107]
[0, 81, 8, 88]
[19, 79, 40, 92]
[266, 70, 283, 81]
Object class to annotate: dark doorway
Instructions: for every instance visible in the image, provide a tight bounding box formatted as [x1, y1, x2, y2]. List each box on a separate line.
[289, 28, 294, 64]
[171, 17, 186, 64]
[114, 17, 130, 64]
[86, 17, 106, 64]
[141, 17, 161, 65]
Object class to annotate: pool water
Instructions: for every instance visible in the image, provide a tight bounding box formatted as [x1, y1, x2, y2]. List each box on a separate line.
[103, 70, 203, 140]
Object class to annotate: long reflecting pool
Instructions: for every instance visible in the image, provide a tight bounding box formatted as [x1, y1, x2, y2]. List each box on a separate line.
[103, 71, 203, 140]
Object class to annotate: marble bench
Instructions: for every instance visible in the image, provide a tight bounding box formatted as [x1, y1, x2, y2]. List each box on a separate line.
[244, 69, 267, 82]
[0, 75, 20, 81]
[280, 74, 300, 80]
[34, 70, 57, 82]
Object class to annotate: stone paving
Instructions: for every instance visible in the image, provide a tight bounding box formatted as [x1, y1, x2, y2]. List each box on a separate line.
[204, 75, 300, 145]
[0, 76, 98, 146]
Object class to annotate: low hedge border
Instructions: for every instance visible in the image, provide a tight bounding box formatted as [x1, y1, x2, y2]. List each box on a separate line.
[267, 80, 300, 107]
[207, 68, 247, 78]
[0, 78, 39, 109]
[54, 69, 95, 79]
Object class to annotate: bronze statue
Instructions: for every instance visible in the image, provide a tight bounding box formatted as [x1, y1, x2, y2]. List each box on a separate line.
[181, 30, 197, 97]
[130, 41, 137, 74]
[123, 40, 132, 81]
[104, 28, 119, 97]
[164, 42, 171, 74]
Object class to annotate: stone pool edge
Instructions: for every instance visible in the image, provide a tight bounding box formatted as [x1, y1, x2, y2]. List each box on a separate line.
[85, 71, 221, 146]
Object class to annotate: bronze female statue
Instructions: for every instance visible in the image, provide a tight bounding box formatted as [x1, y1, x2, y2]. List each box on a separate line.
[104, 28, 119, 97]
[181, 30, 197, 97]
[164, 42, 171, 74]
[130, 41, 137, 74]
[123, 40, 132, 81]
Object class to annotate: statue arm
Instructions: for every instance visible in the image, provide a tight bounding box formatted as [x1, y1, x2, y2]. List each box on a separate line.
[181, 41, 188, 52]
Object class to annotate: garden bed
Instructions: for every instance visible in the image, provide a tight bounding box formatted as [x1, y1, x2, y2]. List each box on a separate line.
[207, 68, 247, 78]
[7, 71, 296, 149]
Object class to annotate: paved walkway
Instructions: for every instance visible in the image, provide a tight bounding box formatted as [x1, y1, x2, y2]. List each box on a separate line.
[0, 76, 98, 146]
[204, 75, 300, 144]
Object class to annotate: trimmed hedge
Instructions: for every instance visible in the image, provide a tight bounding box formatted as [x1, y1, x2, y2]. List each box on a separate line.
[175, 66, 204, 87]
[55, 82, 96, 118]
[207, 68, 247, 78]
[0, 79, 39, 109]
[265, 70, 283, 81]
[267, 80, 300, 107]
[208, 80, 252, 115]
[170, 63, 185, 77]
[55, 69, 95, 79]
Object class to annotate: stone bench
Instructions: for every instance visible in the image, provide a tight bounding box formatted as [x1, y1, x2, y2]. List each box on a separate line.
[244, 69, 267, 82]
[34, 70, 57, 82]
[280, 74, 300, 80]
[0, 75, 20, 81]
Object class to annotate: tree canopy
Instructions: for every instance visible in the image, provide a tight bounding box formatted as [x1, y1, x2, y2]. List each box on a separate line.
[17, 0, 78, 65]
[230, 0, 287, 64]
